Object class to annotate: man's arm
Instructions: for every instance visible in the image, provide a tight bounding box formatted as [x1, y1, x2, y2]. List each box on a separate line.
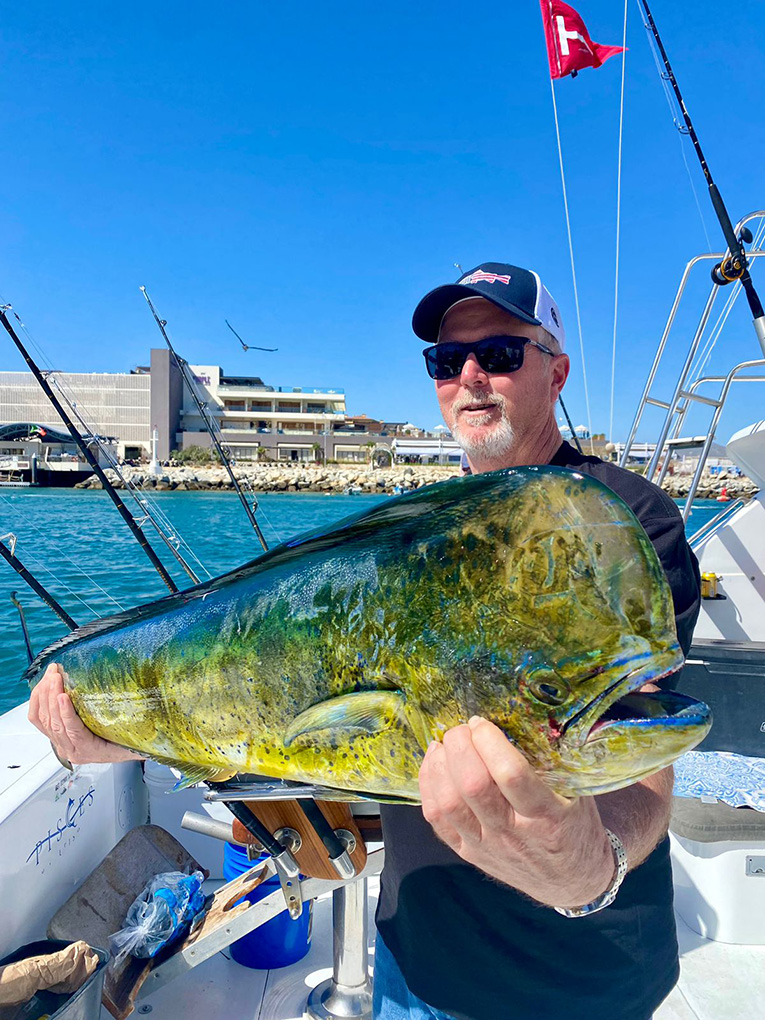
[596, 765, 673, 870]
[419, 715, 672, 910]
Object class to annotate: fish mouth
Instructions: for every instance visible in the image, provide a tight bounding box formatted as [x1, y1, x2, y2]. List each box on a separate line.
[561, 645, 692, 749]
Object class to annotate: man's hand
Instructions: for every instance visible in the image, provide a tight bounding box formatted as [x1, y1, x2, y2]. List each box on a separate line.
[419, 716, 616, 909]
[28, 662, 145, 765]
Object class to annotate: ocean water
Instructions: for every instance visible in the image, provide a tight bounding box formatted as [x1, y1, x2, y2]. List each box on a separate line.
[0, 489, 725, 714]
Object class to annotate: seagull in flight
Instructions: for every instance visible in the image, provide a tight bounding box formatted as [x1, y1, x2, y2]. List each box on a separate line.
[225, 319, 278, 352]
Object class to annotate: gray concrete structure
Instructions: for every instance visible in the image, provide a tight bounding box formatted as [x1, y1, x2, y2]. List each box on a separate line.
[150, 349, 184, 461]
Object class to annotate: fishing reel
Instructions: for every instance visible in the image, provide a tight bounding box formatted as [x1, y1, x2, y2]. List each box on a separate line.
[711, 226, 754, 286]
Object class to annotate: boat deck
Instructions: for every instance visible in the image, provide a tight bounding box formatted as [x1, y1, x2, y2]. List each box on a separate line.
[113, 877, 765, 1020]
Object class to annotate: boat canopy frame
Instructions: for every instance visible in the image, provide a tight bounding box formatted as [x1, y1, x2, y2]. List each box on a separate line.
[620, 210, 765, 522]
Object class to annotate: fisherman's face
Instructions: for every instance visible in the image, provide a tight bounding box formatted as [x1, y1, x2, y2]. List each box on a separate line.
[435, 298, 569, 469]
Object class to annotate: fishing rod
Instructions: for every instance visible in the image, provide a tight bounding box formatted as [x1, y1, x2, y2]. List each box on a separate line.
[0, 537, 78, 630]
[558, 395, 583, 454]
[0, 306, 180, 594]
[140, 287, 269, 553]
[44, 376, 203, 585]
[637, 0, 765, 353]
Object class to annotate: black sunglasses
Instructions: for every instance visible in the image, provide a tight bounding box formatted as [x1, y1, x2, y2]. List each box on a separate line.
[422, 335, 556, 381]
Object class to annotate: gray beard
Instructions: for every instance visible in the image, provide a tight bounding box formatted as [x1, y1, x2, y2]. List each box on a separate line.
[449, 391, 517, 461]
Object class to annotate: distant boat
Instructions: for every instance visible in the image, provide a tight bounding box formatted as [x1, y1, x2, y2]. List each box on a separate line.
[716, 486, 732, 502]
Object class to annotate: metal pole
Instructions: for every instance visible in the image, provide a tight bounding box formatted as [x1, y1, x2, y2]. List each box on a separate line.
[679, 358, 765, 521]
[620, 240, 765, 467]
[645, 287, 719, 483]
[306, 878, 373, 1020]
[0, 308, 179, 594]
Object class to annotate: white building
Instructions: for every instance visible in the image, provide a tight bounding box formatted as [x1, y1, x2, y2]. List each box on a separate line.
[180, 366, 348, 462]
[392, 436, 463, 465]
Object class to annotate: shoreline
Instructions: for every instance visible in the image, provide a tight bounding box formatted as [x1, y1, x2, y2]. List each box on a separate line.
[73, 462, 760, 499]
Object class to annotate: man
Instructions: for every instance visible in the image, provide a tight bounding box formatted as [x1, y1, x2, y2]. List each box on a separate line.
[372, 264, 700, 1020]
[29, 262, 700, 1020]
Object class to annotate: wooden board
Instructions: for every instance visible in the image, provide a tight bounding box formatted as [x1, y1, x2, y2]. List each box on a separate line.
[230, 800, 368, 879]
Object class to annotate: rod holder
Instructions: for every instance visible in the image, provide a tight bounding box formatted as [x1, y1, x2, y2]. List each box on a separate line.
[305, 878, 373, 1020]
[181, 811, 241, 845]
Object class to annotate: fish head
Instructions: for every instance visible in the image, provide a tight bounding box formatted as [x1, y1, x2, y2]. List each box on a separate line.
[420, 466, 711, 796]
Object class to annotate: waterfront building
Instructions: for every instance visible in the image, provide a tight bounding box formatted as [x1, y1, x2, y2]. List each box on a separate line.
[0, 349, 424, 468]
[0, 366, 151, 460]
[178, 364, 350, 463]
[392, 435, 462, 465]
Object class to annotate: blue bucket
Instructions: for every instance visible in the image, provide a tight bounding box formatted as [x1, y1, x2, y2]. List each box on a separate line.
[223, 842, 312, 969]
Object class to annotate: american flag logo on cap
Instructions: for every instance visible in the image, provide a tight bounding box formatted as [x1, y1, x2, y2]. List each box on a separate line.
[459, 270, 512, 286]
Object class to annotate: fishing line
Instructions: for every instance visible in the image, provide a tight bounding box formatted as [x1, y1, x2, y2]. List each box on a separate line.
[43, 368, 210, 581]
[0, 290, 284, 566]
[0, 523, 107, 621]
[678, 137, 714, 254]
[0, 492, 126, 613]
[48, 377, 212, 582]
[609, 0, 629, 446]
[141, 286, 270, 554]
[548, 78, 594, 452]
[0, 297, 211, 582]
[17, 545, 103, 619]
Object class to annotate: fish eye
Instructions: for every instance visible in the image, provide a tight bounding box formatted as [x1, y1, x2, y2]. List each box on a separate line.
[528, 676, 570, 706]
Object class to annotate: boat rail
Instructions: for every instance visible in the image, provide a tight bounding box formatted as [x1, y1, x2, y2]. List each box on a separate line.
[621, 210, 765, 522]
[688, 496, 747, 548]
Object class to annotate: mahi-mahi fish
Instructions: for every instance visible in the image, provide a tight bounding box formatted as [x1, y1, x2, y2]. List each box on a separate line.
[26, 466, 711, 800]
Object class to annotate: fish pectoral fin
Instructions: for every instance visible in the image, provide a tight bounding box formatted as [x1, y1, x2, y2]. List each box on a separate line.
[149, 754, 238, 790]
[283, 691, 408, 749]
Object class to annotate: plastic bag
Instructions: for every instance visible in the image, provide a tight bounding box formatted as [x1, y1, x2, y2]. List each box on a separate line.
[110, 871, 207, 962]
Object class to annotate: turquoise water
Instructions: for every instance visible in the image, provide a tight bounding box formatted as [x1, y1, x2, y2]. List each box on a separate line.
[0, 490, 724, 714]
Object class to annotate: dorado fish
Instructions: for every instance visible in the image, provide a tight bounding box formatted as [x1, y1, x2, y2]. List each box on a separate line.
[26, 467, 711, 799]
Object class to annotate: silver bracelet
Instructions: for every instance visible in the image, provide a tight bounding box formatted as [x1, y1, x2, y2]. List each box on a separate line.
[553, 828, 628, 918]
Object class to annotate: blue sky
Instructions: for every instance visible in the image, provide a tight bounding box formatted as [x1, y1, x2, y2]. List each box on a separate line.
[1, 1, 764, 443]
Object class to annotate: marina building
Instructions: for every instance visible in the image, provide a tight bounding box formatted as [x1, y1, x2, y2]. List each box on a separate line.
[178, 363, 350, 463]
[0, 366, 151, 460]
[0, 350, 394, 467]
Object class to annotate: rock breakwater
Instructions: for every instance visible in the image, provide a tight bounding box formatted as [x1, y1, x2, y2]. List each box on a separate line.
[74, 462, 759, 498]
[75, 463, 460, 494]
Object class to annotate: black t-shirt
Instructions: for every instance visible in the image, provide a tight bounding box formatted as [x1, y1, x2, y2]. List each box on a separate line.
[376, 442, 701, 1020]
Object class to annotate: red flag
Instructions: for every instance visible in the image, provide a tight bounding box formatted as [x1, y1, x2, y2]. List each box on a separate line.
[540, 1, 625, 79]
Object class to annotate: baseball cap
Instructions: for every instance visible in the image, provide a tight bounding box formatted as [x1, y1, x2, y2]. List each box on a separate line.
[412, 262, 565, 350]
